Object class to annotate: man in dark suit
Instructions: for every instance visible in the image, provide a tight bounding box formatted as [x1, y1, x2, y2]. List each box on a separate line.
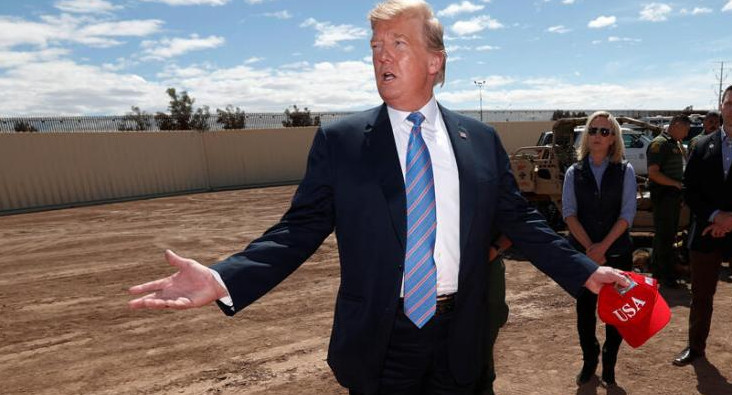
[129, 1, 627, 393]
[673, 85, 732, 366]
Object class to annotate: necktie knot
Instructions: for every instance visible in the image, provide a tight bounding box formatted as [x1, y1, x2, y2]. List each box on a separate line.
[407, 112, 425, 128]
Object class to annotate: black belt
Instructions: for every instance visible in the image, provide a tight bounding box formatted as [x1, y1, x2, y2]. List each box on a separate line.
[399, 293, 456, 317]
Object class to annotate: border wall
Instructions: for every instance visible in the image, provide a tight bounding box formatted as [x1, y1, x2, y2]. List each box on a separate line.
[0, 122, 551, 214]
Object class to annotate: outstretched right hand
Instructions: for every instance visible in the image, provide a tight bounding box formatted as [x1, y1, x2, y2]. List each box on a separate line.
[128, 249, 228, 310]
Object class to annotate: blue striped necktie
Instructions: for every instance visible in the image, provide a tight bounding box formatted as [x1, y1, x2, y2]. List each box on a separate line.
[403, 111, 437, 328]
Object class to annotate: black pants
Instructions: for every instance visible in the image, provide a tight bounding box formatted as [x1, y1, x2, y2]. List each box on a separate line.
[651, 190, 682, 282]
[576, 252, 632, 367]
[351, 306, 474, 395]
[688, 250, 723, 353]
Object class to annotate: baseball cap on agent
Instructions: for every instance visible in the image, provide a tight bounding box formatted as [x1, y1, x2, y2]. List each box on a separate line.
[597, 271, 671, 348]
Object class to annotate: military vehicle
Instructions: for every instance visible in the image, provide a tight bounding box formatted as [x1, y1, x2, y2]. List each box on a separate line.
[509, 116, 690, 233]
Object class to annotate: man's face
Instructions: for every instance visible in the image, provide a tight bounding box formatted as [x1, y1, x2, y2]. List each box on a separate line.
[702, 116, 720, 134]
[371, 15, 442, 111]
[668, 122, 690, 141]
[721, 92, 732, 132]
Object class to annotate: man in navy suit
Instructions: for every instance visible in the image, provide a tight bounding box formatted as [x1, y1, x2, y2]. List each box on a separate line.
[129, 1, 627, 393]
[672, 85, 732, 367]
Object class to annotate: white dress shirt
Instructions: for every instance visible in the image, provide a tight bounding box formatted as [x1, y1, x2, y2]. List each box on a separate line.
[215, 97, 462, 306]
[387, 97, 461, 296]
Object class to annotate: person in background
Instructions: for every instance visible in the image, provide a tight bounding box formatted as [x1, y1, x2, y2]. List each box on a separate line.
[474, 234, 511, 395]
[689, 110, 721, 153]
[673, 86, 732, 366]
[647, 114, 691, 288]
[562, 111, 637, 387]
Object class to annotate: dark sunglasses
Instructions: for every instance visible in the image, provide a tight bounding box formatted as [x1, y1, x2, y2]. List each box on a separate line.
[587, 127, 613, 137]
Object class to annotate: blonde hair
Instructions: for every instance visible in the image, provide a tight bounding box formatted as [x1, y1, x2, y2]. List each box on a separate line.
[576, 111, 625, 163]
[369, 0, 447, 87]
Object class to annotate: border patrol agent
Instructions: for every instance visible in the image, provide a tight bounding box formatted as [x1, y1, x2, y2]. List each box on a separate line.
[647, 114, 691, 287]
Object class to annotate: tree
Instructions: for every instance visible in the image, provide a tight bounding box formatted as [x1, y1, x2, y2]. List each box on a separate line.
[216, 105, 246, 130]
[14, 121, 38, 132]
[282, 105, 321, 127]
[154, 88, 210, 131]
[118, 106, 152, 131]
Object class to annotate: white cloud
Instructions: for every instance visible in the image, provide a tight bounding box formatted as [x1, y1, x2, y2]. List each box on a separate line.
[446, 44, 472, 52]
[608, 36, 641, 43]
[0, 59, 166, 115]
[438, 1, 485, 18]
[244, 57, 264, 64]
[723, 1, 732, 12]
[437, 73, 712, 110]
[245, 0, 273, 4]
[639, 3, 672, 22]
[54, 0, 122, 14]
[0, 15, 163, 49]
[451, 15, 504, 35]
[547, 25, 570, 34]
[263, 10, 292, 19]
[79, 20, 164, 37]
[158, 60, 378, 112]
[680, 7, 712, 15]
[140, 34, 225, 60]
[142, 0, 229, 5]
[0, 48, 70, 69]
[300, 18, 368, 48]
[475, 45, 499, 51]
[562, 0, 576, 4]
[587, 15, 616, 28]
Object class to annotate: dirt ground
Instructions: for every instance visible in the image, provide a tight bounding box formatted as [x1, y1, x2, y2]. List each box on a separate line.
[2, 186, 732, 395]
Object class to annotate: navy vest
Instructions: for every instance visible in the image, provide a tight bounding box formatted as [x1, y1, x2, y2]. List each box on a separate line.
[570, 156, 632, 255]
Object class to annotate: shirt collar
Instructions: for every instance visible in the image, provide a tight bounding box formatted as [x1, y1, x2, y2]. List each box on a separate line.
[722, 129, 732, 145]
[386, 96, 439, 127]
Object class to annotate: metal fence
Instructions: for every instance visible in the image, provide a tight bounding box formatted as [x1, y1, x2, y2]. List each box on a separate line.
[0, 109, 689, 133]
[0, 112, 352, 133]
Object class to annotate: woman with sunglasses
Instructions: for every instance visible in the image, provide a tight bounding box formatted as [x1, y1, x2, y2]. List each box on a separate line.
[561, 111, 637, 388]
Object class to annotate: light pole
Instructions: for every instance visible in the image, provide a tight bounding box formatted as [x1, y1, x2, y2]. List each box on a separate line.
[474, 80, 485, 123]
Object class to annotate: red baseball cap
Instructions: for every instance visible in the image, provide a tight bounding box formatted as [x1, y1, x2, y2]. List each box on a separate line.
[597, 271, 671, 348]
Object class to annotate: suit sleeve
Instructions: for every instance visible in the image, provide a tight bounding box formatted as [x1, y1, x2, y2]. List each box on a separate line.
[683, 139, 713, 223]
[492, 133, 597, 297]
[211, 127, 336, 315]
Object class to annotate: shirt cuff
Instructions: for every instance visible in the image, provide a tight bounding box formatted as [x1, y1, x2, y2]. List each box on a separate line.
[709, 210, 721, 223]
[209, 268, 233, 306]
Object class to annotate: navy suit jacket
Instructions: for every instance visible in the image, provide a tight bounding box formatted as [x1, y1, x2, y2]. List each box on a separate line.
[684, 131, 732, 253]
[211, 104, 597, 393]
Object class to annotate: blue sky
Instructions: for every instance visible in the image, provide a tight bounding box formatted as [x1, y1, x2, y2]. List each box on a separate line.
[1, 0, 730, 115]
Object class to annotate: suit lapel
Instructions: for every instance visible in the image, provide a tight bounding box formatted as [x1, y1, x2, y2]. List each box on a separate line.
[365, 104, 408, 250]
[439, 104, 478, 256]
[706, 132, 725, 182]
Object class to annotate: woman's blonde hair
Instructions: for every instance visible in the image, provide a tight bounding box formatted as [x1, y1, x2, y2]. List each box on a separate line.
[576, 111, 625, 163]
[368, 0, 447, 87]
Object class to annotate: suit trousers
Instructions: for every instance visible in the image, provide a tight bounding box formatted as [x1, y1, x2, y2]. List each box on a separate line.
[689, 250, 723, 353]
[350, 305, 474, 395]
[576, 252, 632, 364]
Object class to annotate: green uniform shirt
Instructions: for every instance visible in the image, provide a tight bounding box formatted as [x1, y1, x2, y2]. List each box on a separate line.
[647, 132, 684, 187]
